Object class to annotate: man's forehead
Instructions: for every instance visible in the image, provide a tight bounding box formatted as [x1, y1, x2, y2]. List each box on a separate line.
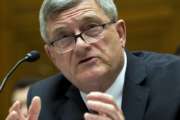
[49, 13, 103, 36]
[76, 13, 104, 22]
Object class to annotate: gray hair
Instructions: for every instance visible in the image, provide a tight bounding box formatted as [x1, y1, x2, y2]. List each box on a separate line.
[39, 0, 118, 42]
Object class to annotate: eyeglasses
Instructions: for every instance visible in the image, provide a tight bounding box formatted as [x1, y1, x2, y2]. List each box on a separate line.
[49, 21, 115, 54]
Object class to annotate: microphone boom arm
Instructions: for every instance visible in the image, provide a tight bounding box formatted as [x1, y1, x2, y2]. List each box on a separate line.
[0, 50, 40, 92]
[0, 57, 27, 91]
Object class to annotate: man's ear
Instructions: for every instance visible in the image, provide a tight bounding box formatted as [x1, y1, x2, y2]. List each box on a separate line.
[44, 44, 56, 64]
[116, 19, 126, 48]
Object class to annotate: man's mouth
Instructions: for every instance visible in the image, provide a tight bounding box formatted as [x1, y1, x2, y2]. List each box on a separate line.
[79, 57, 97, 64]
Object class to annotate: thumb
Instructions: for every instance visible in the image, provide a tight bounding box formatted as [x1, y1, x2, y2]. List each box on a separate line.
[28, 96, 41, 120]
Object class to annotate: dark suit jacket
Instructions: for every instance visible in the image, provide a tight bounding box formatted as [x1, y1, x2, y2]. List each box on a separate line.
[27, 51, 180, 120]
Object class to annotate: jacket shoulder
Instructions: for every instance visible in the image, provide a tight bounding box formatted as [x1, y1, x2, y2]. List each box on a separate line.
[27, 74, 71, 107]
[132, 51, 180, 67]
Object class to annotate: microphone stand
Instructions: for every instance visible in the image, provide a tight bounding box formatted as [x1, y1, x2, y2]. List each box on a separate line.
[0, 57, 27, 92]
[0, 50, 40, 92]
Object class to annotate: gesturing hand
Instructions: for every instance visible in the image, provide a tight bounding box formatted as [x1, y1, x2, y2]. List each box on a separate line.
[6, 96, 41, 120]
[84, 92, 125, 120]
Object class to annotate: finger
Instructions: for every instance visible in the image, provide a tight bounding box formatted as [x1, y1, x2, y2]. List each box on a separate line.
[9, 101, 21, 113]
[28, 96, 41, 120]
[87, 92, 118, 109]
[88, 101, 125, 120]
[87, 92, 125, 120]
[84, 112, 111, 120]
[117, 108, 125, 120]
[9, 101, 26, 119]
[87, 100, 118, 119]
[5, 111, 19, 120]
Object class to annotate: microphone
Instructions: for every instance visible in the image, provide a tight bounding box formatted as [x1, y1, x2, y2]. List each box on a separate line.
[0, 50, 40, 92]
[25, 50, 40, 62]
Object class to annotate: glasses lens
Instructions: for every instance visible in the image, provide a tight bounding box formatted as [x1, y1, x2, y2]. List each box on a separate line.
[54, 37, 75, 53]
[83, 26, 103, 43]
[84, 26, 103, 37]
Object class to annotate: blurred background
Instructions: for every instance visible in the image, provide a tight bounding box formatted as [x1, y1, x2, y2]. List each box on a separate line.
[0, 0, 180, 119]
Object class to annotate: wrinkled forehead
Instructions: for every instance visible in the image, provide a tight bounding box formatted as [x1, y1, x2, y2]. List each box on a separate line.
[47, 0, 109, 24]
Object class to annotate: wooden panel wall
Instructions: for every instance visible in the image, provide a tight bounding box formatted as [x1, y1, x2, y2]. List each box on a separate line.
[0, 1, 10, 118]
[0, 0, 57, 118]
[116, 0, 180, 52]
[0, 0, 180, 119]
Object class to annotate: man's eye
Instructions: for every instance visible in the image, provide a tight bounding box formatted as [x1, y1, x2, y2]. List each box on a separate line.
[86, 23, 99, 29]
[62, 34, 69, 38]
[57, 34, 71, 40]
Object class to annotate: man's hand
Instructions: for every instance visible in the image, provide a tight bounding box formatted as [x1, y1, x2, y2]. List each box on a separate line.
[6, 96, 41, 120]
[84, 92, 125, 120]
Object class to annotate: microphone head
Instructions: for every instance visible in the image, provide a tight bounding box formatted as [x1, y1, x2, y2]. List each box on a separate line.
[25, 50, 40, 62]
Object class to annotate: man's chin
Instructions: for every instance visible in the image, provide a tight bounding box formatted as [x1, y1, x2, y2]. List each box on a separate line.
[76, 68, 108, 81]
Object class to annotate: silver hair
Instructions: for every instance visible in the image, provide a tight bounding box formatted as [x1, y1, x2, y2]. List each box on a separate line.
[39, 0, 118, 42]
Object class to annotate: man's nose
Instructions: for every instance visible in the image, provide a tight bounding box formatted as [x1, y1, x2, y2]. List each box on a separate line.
[74, 31, 91, 53]
[74, 30, 88, 47]
[75, 35, 90, 50]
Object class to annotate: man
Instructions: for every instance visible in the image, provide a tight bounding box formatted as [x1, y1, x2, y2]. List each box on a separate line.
[6, 0, 180, 120]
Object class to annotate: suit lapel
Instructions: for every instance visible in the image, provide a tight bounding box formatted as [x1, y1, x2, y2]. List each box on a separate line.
[56, 85, 88, 120]
[122, 51, 150, 120]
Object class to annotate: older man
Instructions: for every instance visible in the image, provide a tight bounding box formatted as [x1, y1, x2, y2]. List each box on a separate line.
[6, 0, 180, 120]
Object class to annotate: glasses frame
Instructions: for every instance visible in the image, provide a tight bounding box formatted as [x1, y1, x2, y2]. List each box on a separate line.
[49, 20, 116, 54]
